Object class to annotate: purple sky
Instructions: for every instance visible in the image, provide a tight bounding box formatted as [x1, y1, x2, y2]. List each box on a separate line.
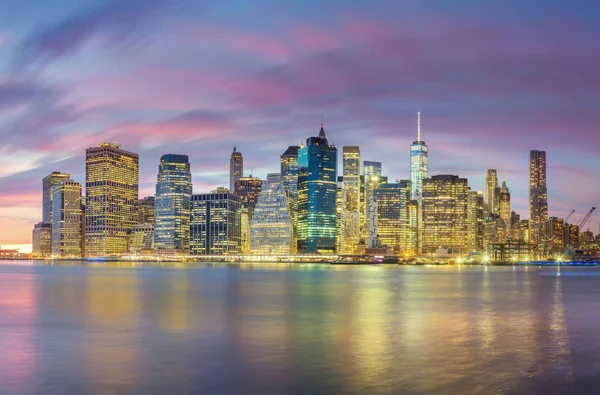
[1, 0, 599, 247]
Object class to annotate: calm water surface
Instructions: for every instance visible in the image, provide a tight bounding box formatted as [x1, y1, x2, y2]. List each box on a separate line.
[1, 260, 600, 394]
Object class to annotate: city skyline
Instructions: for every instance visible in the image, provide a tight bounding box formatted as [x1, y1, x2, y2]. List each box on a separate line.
[1, 1, 600, 248]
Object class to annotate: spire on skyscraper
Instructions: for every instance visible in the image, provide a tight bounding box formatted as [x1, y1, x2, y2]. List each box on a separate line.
[319, 113, 326, 139]
[417, 111, 421, 143]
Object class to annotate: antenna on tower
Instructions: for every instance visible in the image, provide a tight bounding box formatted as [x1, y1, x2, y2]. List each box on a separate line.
[321, 112, 324, 128]
[417, 111, 421, 142]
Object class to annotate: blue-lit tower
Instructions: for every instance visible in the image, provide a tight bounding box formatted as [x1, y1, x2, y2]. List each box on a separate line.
[410, 112, 428, 199]
[154, 154, 192, 253]
[297, 121, 338, 253]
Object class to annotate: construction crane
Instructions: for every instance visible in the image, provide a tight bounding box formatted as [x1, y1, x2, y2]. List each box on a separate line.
[578, 207, 596, 229]
[564, 209, 575, 223]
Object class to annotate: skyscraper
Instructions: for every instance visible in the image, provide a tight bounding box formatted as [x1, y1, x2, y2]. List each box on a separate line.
[529, 150, 548, 246]
[410, 112, 428, 200]
[362, 161, 385, 240]
[250, 174, 293, 255]
[485, 169, 498, 214]
[154, 154, 192, 253]
[343, 146, 361, 212]
[52, 180, 83, 257]
[467, 190, 485, 252]
[374, 181, 412, 253]
[422, 175, 469, 253]
[280, 146, 300, 203]
[297, 121, 338, 253]
[499, 180, 511, 224]
[190, 192, 242, 255]
[234, 176, 262, 217]
[230, 147, 243, 192]
[42, 172, 71, 223]
[85, 142, 139, 255]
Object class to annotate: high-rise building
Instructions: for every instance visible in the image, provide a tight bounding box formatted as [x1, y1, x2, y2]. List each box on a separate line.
[374, 181, 412, 253]
[250, 174, 293, 255]
[85, 142, 139, 255]
[336, 186, 360, 254]
[42, 172, 71, 224]
[529, 150, 548, 246]
[410, 112, 428, 200]
[467, 190, 485, 252]
[421, 175, 469, 253]
[234, 176, 262, 217]
[138, 196, 155, 224]
[499, 180, 511, 224]
[544, 217, 565, 254]
[281, 146, 300, 251]
[230, 147, 243, 192]
[32, 222, 52, 256]
[153, 154, 192, 253]
[297, 121, 338, 253]
[280, 146, 300, 203]
[485, 169, 498, 214]
[343, 146, 361, 212]
[52, 180, 83, 257]
[362, 161, 385, 240]
[190, 192, 242, 255]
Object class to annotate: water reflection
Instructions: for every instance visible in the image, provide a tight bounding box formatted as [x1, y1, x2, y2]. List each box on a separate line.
[0, 261, 595, 394]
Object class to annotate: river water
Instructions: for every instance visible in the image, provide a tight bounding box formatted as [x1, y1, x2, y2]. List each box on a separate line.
[1, 260, 599, 394]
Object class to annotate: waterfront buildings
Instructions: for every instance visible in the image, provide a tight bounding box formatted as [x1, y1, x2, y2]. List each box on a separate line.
[85, 142, 139, 255]
[544, 216, 565, 254]
[153, 154, 192, 253]
[138, 196, 155, 224]
[343, 146, 361, 212]
[51, 180, 83, 257]
[499, 180, 511, 224]
[467, 190, 485, 252]
[363, 161, 385, 241]
[336, 186, 360, 254]
[374, 181, 412, 253]
[129, 223, 154, 254]
[280, 146, 299, 204]
[32, 222, 52, 256]
[250, 174, 293, 254]
[421, 175, 469, 253]
[529, 150, 548, 246]
[410, 112, 428, 200]
[297, 123, 338, 253]
[42, 172, 71, 223]
[485, 169, 498, 214]
[230, 147, 243, 192]
[234, 176, 262, 217]
[190, 192, 242, 255]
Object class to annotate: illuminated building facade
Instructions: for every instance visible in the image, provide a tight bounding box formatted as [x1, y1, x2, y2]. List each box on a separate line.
[499, 180, 510, 224]
[190, 192, 242, 255]
[234, 176, 262, 217]
[343, 146, 361, 212]
[529, 150, 548, 245]
[32, 222, 52, 256]
[374, 181, 412, 253]
[42, 172, 71, 224]
[362, 161, 385, 240]
[421, 175, 469, 253]
[85, 142, 139, 255]
[230, 147, 243, 192]
[281, 146, 300, 251]
[467, 190, 485, 252]
[336, 186, 360, 254]
[129, 223, 154, 254]
[250, 173, 293, 254]
[544, 217, 565, 254]
[410, 112, 428, 200]
[52, 180, 83, 257]
[153, 154, 192, 253]
[485, 169, 498, 214]
[138, 196, 155, 224]
[297, 123, 337, 253]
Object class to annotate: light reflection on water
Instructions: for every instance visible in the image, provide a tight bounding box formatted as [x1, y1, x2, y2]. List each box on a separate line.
[1, 261, 599, 394]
